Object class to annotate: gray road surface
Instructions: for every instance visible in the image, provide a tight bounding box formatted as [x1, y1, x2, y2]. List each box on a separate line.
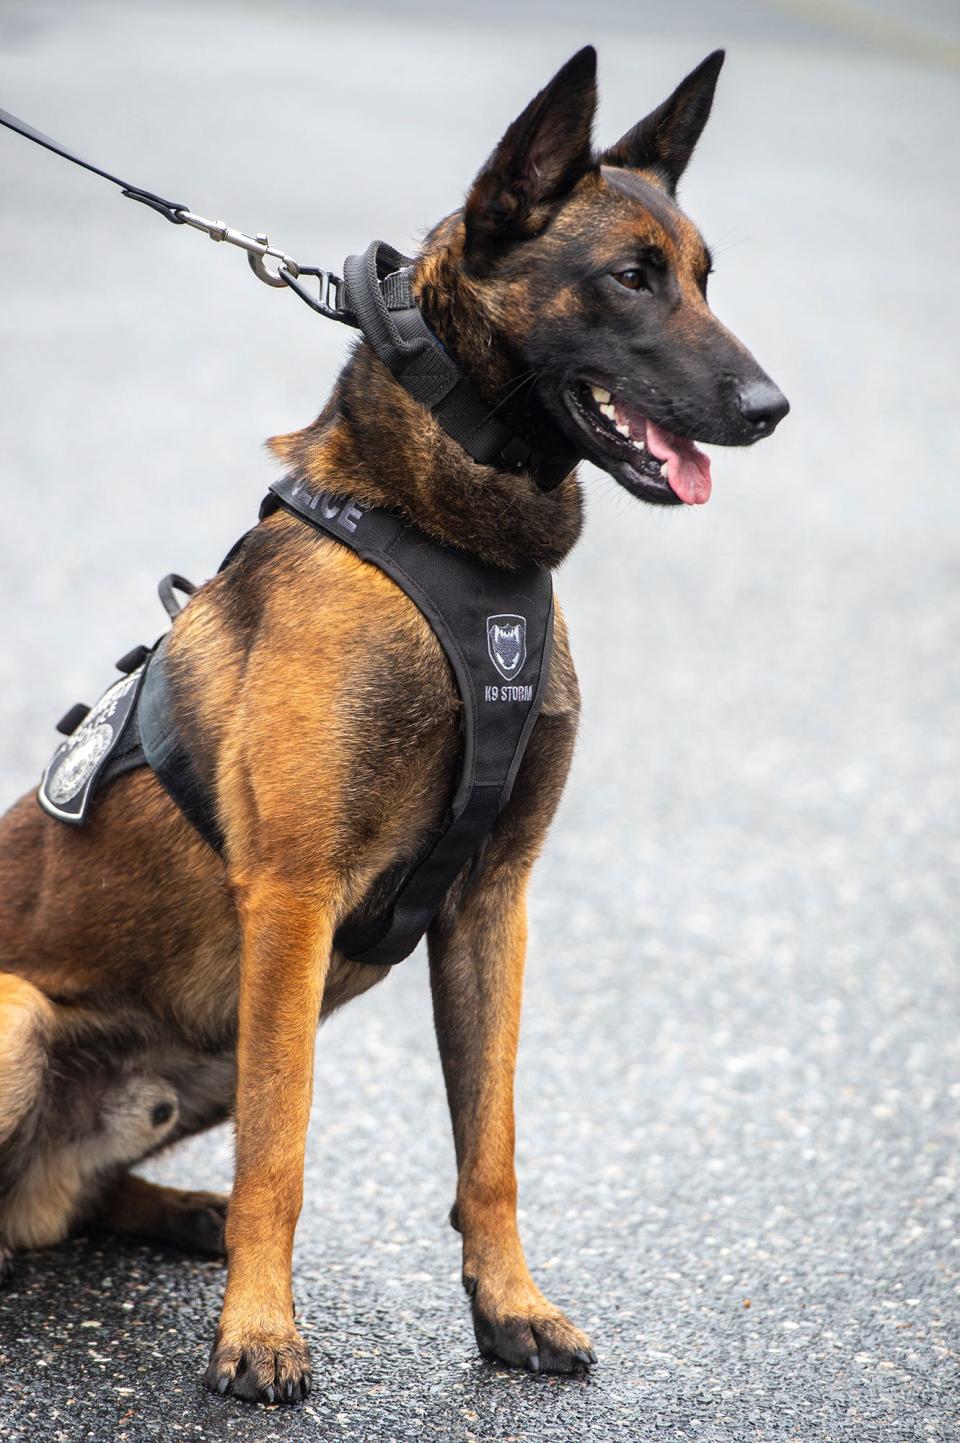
[0, 2, 958, 1440]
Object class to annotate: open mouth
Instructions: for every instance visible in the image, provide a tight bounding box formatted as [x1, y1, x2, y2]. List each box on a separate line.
[563, 381, 712, 506]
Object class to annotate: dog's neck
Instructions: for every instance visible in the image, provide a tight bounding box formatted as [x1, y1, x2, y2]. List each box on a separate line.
[269, 255, 584, 572]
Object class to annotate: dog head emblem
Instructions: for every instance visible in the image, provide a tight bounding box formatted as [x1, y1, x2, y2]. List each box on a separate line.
[486, 614, 527, 681]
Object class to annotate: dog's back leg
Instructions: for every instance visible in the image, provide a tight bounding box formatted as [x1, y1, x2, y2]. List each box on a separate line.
[0, 970, 183, 1263]
[93, 1173, 228, 1257]
[0, 971, 54, 1277]
[0, 1056, 182, 1264]
[428, 866, 596, 1374]
[0, 972, 51, 1139]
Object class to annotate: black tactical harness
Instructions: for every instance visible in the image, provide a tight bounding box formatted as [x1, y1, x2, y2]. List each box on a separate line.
[38, 475, 555, 968]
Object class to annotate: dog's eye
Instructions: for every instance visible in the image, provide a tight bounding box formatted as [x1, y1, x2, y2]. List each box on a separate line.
[613, 268, 649, 292]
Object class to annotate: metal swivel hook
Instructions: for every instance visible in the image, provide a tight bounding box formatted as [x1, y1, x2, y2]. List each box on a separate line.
[247, 233, 293, 288]
[176, 210, 300, 288]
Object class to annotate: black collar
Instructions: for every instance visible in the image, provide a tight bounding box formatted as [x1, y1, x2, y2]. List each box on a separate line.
[327, 241, 580, 493]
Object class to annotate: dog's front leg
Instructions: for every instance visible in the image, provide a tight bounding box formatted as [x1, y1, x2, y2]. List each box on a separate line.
[429, 869, 596, 1374]
[205, 874, 331, 1404]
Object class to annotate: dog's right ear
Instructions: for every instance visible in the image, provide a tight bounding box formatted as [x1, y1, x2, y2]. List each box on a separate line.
[463, 47, 597, 268]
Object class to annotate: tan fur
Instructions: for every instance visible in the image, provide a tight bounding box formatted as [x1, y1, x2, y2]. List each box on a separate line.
[94, 1174, 228, 1256]
[0, 974, 52, 1145]
[1, 1071, 179, 1249]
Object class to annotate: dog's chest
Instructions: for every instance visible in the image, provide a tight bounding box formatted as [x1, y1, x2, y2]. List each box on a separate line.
[166, 502, 557, 969]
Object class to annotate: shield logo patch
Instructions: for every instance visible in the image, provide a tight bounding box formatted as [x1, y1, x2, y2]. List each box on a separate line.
[39, 665, 145, 824]
[486, 614, 527, 681]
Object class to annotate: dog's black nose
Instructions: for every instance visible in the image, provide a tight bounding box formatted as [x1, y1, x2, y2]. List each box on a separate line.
[736, 379, 790, 435]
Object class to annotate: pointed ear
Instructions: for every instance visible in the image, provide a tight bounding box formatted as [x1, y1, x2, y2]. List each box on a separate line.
[599, 50, 724, 194]
[464, 46, 597, 263]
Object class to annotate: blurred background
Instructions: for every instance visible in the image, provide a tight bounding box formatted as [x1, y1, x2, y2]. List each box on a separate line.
[0, 2, 958, 1439]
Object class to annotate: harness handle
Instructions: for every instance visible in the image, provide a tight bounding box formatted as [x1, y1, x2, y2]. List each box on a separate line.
[158, 574, 197, 620]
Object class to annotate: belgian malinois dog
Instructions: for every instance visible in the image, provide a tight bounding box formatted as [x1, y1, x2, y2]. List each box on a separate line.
[0, 47, 788, 1401]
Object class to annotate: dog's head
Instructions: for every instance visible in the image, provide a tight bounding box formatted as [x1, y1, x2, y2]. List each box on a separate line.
[419, 46, 788, 507]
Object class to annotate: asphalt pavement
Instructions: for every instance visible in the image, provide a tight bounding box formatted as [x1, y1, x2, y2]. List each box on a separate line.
[0, 2, 958, 1440]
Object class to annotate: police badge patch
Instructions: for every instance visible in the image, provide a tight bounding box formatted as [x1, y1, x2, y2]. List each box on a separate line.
[486, 614, 527, 681]
[39, 664, 146, 824]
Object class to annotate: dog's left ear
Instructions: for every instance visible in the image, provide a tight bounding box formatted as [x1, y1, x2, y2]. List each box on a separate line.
[464, 46, 597, 265]
[599, 50, 725, 194]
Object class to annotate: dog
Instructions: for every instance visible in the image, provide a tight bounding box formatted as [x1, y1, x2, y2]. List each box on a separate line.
[0, 46, 787, 1402]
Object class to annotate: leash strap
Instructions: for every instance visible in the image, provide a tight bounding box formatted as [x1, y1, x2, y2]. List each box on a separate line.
[2, 107, 578, 487]
[0, 103, 304, 281]
[0, 105, 187, 222]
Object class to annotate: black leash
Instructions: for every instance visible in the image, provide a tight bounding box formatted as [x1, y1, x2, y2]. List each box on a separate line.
[0, 105, 577, 489]
[0, 104, 187, 222]
[0, 105, 344, 311]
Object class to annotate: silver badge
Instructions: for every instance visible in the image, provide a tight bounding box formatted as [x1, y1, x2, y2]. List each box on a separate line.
[42, 668, 142, 809]
[46, 724, 115, 804]
[486, 614, 527, 681]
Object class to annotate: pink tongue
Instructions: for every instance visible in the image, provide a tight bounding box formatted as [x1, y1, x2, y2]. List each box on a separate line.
[645, 420, 712, 505]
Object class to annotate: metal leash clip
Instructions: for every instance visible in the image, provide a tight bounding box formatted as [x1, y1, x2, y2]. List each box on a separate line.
[0, 104, 359, 320]
[174, 208, 355, 322]
[176, 208, 301, 287]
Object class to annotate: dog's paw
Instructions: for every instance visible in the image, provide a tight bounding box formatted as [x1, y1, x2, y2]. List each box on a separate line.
[166, 1190, 228, 1259]
[204, 1324, 311, 1404]
[0, 1240, 15, 1288]
[471, 1294, 596, 1375]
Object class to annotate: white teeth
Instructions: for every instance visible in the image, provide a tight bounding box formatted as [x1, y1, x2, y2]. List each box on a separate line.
[632, 436, 646, 452]
[591, 384, 612, 405]
[600, 402, 616, 420]
[659, 461, 669, 477]
[615, 420, 631, 439]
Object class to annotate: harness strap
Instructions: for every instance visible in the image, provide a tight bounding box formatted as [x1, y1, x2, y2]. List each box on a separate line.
[263, 473, 555, 965]
[137, 637, 225, 853]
